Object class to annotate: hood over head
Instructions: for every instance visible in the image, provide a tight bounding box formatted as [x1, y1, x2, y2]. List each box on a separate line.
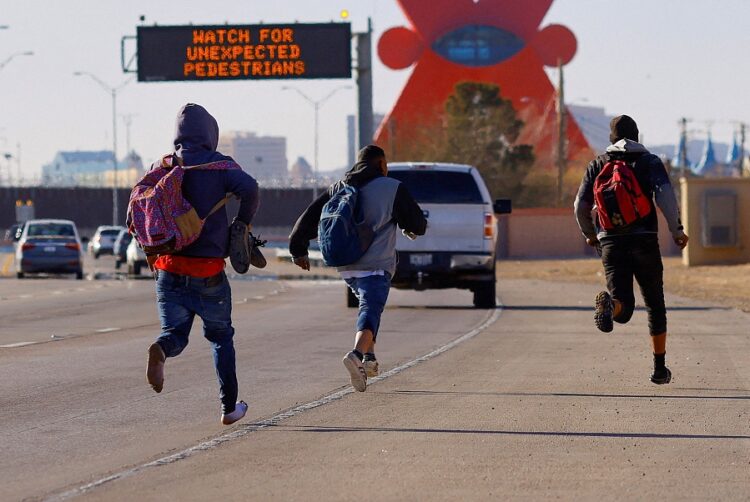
[605, 138, 650, 155]
[173, 103, 230, 166]
[343, 144, 386, 187]
[609, 115, 639, 144]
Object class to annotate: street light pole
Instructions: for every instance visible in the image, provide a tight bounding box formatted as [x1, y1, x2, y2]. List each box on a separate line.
[0, 50, 34, 72]
[282, 85, 352, 199]
[73, 72, 132, 225]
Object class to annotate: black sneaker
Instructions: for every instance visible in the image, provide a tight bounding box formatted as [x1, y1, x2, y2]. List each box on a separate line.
[650, 366, 672, 385]
[249, 233, 267, 269]
[594, 291, 614, 333]
[228, 220, 250, 274]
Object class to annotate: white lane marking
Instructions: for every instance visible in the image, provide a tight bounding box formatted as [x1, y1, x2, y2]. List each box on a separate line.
[44, 303, 503, 501]
[0, 341, 39, 348]
[95, 328, 121, 333]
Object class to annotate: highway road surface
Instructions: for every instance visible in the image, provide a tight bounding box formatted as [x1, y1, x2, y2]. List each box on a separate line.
[1, 256, 749, 501]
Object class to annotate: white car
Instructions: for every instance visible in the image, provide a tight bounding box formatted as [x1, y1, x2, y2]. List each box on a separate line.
[126, 238, 148, 276]
[383, 162, 511, 308]
[89, 225, 125, 258]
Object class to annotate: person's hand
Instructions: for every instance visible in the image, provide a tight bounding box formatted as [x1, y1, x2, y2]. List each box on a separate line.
[293, 255, 310, 271]
[673, 231, 689, 250]
[402, 229, 417, 241]
[585, 237, 599, 247]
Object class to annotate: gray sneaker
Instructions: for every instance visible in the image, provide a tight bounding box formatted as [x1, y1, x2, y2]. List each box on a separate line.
[342, 351, 367, 392]
[363, 358, 379, 377]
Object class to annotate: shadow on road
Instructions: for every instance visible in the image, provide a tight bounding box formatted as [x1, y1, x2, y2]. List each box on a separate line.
[268, 424, 750, 441]
[501, 305, 727, 312]
[388, 389, 750, 401]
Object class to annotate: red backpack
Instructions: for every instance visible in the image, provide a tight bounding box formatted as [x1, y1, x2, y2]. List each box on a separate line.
[593, 159, 652, 230]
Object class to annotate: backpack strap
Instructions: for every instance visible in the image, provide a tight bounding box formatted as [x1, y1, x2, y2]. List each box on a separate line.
[204, 194, 235, 220]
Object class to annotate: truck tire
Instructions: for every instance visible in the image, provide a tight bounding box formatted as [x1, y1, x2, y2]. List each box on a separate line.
[75, 270, 84, 280]
[16, 272, 24, 279]
[473, 281, 496, 309]
[346, 286, 358, 308]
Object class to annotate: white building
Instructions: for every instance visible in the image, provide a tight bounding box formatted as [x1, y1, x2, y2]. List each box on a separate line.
[41, 150, 142, 187]
[219, 132, 288, 185]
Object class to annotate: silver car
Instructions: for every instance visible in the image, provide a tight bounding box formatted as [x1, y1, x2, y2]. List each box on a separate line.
[90, 225, 126, 258]
[15, 219, 84, 279]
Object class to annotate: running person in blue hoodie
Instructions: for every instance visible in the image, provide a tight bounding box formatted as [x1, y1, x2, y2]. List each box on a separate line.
[574, 115, 688, 385]
[289, 145, 427, 392]
[144, 103, 259, 425]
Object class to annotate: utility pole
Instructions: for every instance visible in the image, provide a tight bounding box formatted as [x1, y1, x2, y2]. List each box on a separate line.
[556, 59, 567, 207]
[121, 114, 136, 156]
[355, 18, 374, 152]
[738, 122, 746, 177]
[679, 117, 688, 178]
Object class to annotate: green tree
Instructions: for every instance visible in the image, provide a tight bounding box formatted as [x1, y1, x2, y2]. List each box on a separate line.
[394, 81, 535, 201]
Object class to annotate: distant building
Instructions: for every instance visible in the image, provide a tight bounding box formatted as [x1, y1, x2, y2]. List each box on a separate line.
[347, 113, 385, 167]
[42, 150, 144, 188]
[289, 156, 313, 186]
[568, 105, 612, 154]
[219, 132, 287, 185]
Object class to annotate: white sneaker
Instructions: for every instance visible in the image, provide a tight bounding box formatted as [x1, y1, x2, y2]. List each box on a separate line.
[342, 351, 367, 392]
[221, 400, 248, 425]
[363, 358, 379, 377]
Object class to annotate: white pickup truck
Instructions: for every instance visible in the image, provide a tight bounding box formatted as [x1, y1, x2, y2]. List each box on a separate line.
[383, 162, 511, 308]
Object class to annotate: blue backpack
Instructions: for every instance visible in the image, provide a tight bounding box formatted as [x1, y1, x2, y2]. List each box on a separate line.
[318, 184, 375, 267]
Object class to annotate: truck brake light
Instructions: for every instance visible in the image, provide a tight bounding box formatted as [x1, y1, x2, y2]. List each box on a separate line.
[483, 213, 494, 239]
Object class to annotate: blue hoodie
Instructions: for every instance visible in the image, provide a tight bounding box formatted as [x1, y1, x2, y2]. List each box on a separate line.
[160, 103, 259, 258]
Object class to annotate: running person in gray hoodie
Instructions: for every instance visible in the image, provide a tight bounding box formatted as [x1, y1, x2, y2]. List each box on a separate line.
[574, 115, 689, 384]
[289, 145, 427, 392]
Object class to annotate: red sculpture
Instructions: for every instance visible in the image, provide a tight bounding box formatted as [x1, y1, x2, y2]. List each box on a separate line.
[376, 0, 592, 171]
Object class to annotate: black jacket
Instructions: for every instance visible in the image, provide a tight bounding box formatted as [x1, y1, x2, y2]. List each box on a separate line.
[289, 165, 426, 259]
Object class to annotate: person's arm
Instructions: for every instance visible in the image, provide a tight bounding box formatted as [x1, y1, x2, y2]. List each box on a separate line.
[289, 190, 331, 260]
[649, 156, 689, 248]
[574, 161, 598, 243]
[224, 169, 260, 225]
[392, 183, 427, 236]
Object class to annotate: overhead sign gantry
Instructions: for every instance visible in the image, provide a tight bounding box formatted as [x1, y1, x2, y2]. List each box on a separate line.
[134, 23, 352, 82]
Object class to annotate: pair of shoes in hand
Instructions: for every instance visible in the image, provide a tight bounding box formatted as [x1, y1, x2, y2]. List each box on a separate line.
[229, 221, 267, 274]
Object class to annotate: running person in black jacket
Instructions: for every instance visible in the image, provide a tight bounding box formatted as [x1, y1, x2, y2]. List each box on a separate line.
[289, 145, 427, 392]
[574, 115, 689, 384]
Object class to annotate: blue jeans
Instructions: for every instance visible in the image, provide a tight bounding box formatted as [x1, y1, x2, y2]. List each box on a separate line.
[154, 270, 238, 414]
[344, 274, 391, 340]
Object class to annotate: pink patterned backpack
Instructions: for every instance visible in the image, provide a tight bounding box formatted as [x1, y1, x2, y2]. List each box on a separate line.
[127, 154, 239, 255]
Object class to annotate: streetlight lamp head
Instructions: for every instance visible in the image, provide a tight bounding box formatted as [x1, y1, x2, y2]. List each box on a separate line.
[23, 51, 34, 56]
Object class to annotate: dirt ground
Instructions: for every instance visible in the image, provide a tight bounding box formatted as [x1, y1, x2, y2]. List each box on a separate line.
[497, 256, 750, 313]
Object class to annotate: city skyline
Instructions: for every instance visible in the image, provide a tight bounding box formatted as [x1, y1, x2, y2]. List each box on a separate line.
[1, 0, 750, 183]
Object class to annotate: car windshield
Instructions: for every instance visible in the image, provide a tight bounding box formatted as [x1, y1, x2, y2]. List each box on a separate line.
[388, 170, 483, 204]
[27, 223, 76, 237]
[101, 229, 121, 237]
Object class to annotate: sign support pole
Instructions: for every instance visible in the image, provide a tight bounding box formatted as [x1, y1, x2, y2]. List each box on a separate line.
[356, 18, 374, 152]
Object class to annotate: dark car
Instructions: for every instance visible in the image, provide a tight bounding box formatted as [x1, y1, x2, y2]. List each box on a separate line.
[113, 228, 133, 270]
[15, 219, 84, 279]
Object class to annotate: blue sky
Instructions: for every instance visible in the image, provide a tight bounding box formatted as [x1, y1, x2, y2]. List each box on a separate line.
[0, 0, 747, 182]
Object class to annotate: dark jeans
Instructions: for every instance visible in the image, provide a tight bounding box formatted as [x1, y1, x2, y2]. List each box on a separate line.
[600, 234, 667, 335]
[154, 270, 238, 414]
[344, 273, 391, 341]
